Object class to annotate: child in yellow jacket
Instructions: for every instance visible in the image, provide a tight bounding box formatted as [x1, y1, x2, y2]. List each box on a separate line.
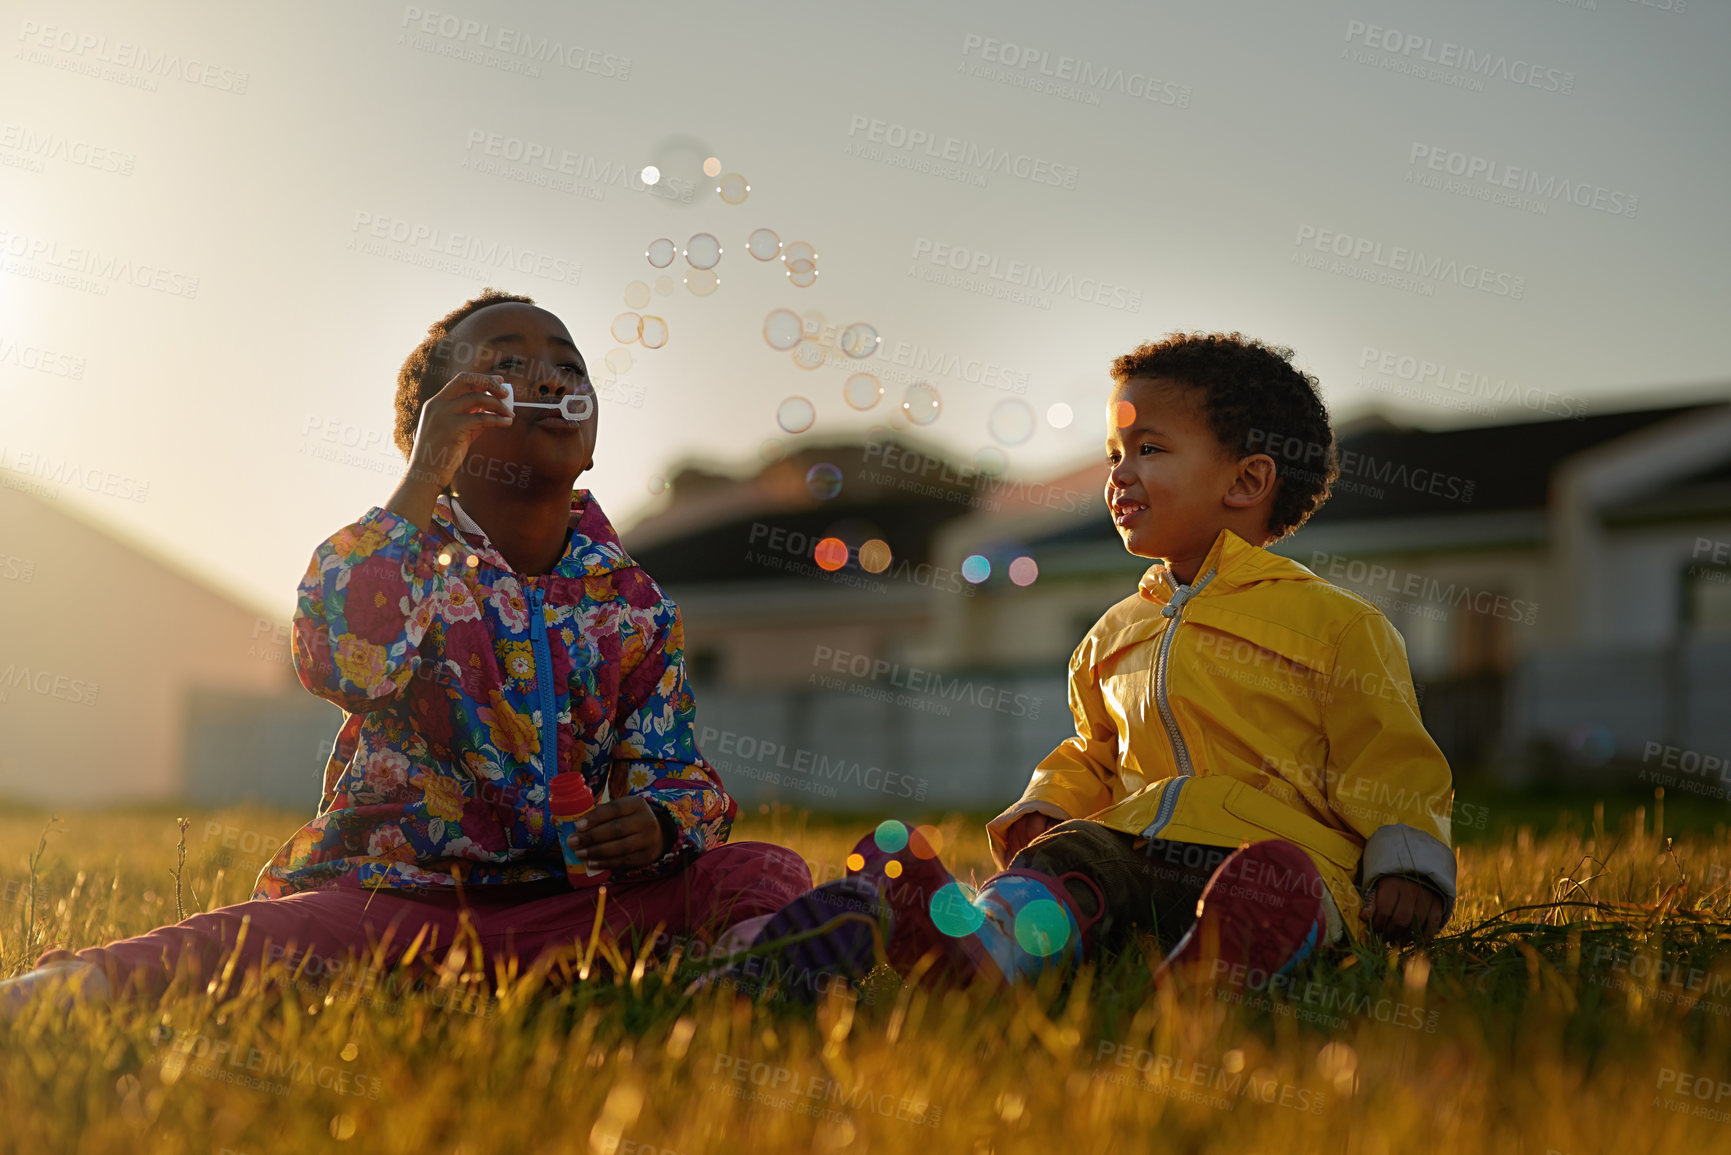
[796, 332, 1456, 992]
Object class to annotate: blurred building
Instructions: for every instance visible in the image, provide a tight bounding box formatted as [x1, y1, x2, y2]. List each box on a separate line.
[6, 398, 1726, 811]
[0, 483, 336, 810]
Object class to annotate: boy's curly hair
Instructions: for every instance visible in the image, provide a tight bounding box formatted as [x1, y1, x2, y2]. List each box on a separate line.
[393, 287, 537, 460]
[1110, 332, 1338, 540]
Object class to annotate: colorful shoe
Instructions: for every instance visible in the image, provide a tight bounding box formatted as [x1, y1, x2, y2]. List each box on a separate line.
[1154, 840, 1329, 992]
[928, 867, 1099, 988]
[713, 878, 888, 1003]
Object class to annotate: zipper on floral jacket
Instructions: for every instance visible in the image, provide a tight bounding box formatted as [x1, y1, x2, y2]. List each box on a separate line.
[528, 585, 558, 779]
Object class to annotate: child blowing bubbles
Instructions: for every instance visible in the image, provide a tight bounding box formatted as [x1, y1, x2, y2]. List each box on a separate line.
[2, 289, 810, 1017]
[797, 333, 1456, 992]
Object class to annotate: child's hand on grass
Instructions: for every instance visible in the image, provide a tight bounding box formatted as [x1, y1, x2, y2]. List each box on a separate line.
[1003, 812, 1061, 859]
[567, 796, 668, 870]
[1361, 875, 1445, 944]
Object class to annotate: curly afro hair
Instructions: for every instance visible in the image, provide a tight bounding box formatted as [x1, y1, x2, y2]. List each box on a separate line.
[392, 287, 537, 461]
[1109, 332, 1338, 541]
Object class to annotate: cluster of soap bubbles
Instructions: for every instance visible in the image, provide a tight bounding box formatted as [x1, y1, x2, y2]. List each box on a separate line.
[624, 158, 1060, 499]
[609, 309, 668, 350]
[644, 233, 723, 298]
[744, 228, 820, 288]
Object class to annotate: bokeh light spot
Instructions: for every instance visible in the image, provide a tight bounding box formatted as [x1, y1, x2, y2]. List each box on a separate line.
[911, 825, 944, 859]
[857, 539, 892, 573]
[1047, 402, 1074, 429]
[623, 281, 650, 309]
[702, 157, 722, 178]
[638, 165, 660, 185]
[961, 555, 990, 584]
[930, 883, 984, 938]
[884, 860, 903, 879]
[1014, 899, 1071, 957]
[1008, 556, 1039, 586]
[1113, 400, 1137, 428]
[846, 852, 865, 872]
[814, 537, 848, 571]
[873, 819, 909, 853]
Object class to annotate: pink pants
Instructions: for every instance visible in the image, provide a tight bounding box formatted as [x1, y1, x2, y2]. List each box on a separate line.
[36, 841, 810, 1004]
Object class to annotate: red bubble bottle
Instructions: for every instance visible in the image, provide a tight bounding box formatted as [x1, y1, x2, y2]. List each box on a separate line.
[549, 772, 610, 889]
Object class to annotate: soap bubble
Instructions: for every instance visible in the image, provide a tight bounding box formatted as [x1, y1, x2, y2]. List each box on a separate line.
[776, 396, 816, 434]
[647, 473, 668, 495]
[784, 256, 816, 275]
[787, 268, 818, 288]
[717, 173, 749, 204]
[763, 309, 803, 351]
[624, 281, 650, 309]
[654, 276, 674, 296]
[902, 383, 942, 426]
[605, 348, 633, 374]
[684, 268, 719, 296]
[746, 228, 781, 260]
[792, 341, 826, 370]
[1047, 402, 1074, 429]
[684, 233, 721, 269]
[843, 373, 883, 410]
[806, 463, 843, 500]
[974, 446, 1009, 475]
[646, 238, 677, 268]
[639, 316, 668, 349]
[783, 241, 817, 264]
[839, 323, 879, 359]
[988, 399, 1036, 446]
[610, 313, 641, 343]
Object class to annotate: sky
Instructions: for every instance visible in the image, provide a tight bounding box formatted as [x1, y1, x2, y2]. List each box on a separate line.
[2, 0, 1727, 621]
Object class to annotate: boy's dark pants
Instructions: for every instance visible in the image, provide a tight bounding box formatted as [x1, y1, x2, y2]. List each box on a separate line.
[1008, 819, 1235, 955]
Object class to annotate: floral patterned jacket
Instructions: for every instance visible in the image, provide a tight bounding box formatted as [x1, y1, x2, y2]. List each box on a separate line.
[254, 491, 734, 897]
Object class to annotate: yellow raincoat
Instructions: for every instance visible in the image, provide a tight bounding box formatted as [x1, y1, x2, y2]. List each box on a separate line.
[986, 528, 1456, 945]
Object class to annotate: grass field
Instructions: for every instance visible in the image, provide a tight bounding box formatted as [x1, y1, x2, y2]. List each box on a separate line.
[4, 795, 1731, 1155]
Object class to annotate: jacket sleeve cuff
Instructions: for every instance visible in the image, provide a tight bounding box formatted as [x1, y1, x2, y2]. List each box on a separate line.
[1361, 823, 1457, 921]
[985, 799, 1072, 869]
